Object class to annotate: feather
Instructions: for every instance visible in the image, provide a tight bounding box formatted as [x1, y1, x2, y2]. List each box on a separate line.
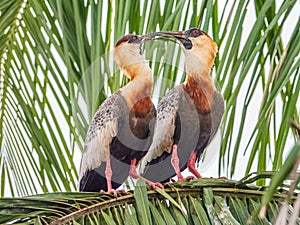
[208, 92, 224, 144]
[78, 34, 156, 192]
[140, 87, 181, 173]
[78, 92, 122, 181]
[140, 86, 224, 182]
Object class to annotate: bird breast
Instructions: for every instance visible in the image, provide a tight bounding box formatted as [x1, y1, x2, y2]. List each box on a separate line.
[129, 97, 155, 139]
[183, 75, 215, 113]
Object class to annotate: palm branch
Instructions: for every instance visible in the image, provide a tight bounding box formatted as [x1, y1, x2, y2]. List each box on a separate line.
[0, 0, 299, 214]
[0, 177, 299, 224]
[1, 0, 300, 223]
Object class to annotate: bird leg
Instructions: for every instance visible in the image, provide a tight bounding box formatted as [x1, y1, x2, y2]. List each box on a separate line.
[129, 158, 140, 179]
[129, 158, 164, 189]
[187, 152, 202, 178]
[104, 159, 118, 196]
[171, 145, 185, 181]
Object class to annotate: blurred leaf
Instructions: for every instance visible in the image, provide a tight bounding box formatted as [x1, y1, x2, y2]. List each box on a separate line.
[261, 143, 300, 207]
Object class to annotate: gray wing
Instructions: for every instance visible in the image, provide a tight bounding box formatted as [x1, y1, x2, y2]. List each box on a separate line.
[79, 93, 122, 180]
[140, 87, 182, 173]
[208, 91, 224, 144]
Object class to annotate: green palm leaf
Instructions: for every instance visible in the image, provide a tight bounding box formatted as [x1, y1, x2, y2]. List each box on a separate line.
[0, 178, 298, 224]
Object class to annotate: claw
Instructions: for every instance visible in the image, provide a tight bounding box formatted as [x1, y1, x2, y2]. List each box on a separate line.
[111, 189, 118, 197]
[148, 182, 164, 190]
[129, 158, 164, 190]
[100, 189, 118, 197]
[171, 175, 195, 182]
[185, 175, 195, 181]
[176, 175, 194, 182]
[177, 176, 185, 182]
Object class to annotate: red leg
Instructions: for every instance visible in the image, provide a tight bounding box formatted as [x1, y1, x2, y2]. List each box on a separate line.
[171, 145, 184, 181]
[129, 158, 139, 179]
[187, 152, 202, 178]
[104, 159, 117, 196]
[129, 158, 164, 189]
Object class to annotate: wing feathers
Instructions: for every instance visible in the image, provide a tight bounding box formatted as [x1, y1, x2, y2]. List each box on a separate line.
[140, 87, 181, 173]
[78, 94, 121, 181]
[208, 92, 224, 144]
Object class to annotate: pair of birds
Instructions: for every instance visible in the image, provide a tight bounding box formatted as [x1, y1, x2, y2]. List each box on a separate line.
[78, 28, 224, 194]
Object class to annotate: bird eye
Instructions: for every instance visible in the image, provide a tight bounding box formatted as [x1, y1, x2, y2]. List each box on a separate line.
[184, 28, 202, 37]
[128, 35, 140, 43]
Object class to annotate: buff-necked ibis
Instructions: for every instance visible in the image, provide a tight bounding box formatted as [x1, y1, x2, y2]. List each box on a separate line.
[140, 28, 224, 183]
[78, 34, 157, 194]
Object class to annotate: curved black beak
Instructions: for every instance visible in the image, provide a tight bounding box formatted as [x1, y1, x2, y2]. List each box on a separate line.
[143, 31, 187, 41]
[142, 31, 193, 50]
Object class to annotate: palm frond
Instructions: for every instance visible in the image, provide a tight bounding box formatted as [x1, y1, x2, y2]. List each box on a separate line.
[0, 0, 299, 196]
[0, 178, 299, 224]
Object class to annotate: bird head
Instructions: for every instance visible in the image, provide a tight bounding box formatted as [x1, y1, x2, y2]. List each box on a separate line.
[148, 28, 218, 72]
[114, 34, 148, 80]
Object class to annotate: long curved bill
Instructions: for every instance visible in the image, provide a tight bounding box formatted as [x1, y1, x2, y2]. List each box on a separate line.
[143, 31, 187, 41]
[139, 31, 188, 54]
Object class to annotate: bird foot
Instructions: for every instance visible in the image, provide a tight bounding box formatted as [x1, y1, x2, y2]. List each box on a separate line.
[129, 159, 164, 190]
[218, 176, 227, 180]
[185, 175, 196, 181]
[187, 152, 202, 178]
[147, 181, 164, 190]
[100, 189, 119, 197]
[172, 175, 195, 182]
